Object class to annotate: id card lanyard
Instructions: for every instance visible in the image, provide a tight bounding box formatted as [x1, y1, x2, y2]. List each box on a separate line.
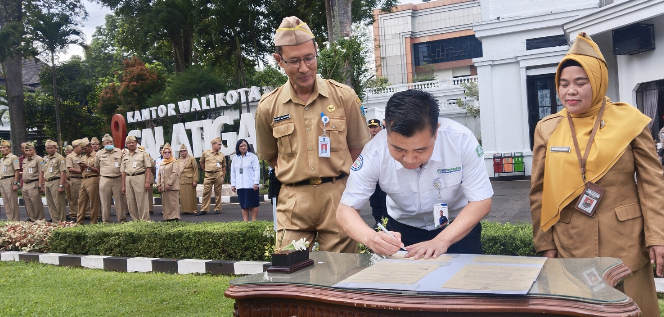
[319, 113, 331, 157]
[567, 99, 607, 217]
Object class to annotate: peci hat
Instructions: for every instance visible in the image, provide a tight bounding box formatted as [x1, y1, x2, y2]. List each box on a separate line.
[368, 119, 380, 127]
[24, 143, 35, 149]
[0, 140, 10, 147]
[126, 135, 137, 142]
[79, 138, 91, 147]
[101, 134, 113, 142]
[274, 16, 315, 47]
[180, 144, 188, 151]
[211, 137, 221, 145]
[65, 145, 73, 151]
[71, 139, 81, 147]
[45, 140, 58, 147]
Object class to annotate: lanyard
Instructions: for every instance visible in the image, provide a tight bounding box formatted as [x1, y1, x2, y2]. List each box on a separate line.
[566, 99, 606, 183]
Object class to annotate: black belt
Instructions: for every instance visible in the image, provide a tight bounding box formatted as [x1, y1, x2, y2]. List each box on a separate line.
[24, 179, 38, 184]
[0, 175, 13, 180]
[46, 176, 60, 182]
[287, 174, 346, 186]
[83, 175, 100, 179]
[126, 171, 145, 176]
[205, 170, 222, 174]
[70, 176, 82, 179]
[102, 175, 120, 178]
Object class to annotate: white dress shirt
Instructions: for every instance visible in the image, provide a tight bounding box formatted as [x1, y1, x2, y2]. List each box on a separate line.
[230, 152, 260, 189]
[340, 119, 493, 230]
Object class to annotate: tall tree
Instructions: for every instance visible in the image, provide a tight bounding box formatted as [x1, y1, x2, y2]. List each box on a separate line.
[28, 8, 83, 146]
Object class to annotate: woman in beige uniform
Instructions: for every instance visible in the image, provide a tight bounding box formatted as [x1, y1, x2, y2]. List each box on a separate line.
[530, 32, 664, 316]
[158, 144, 181, 221]
[177, 144, 198, 215]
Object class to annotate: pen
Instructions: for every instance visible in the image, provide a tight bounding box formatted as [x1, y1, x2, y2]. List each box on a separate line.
[376, 223, 407, 251]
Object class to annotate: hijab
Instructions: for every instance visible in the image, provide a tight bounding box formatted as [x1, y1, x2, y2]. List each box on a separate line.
[161, 143, 176, 165]
[539, 32, 651, 231]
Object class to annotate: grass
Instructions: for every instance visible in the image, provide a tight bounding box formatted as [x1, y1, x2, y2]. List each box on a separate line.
[0, 261, 236, 316]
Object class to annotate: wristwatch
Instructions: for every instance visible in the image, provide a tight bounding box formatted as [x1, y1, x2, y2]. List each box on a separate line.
[59, 185, 64, 188]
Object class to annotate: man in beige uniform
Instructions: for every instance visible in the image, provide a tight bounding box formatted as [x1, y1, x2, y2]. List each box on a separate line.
[66, 140, 84, 221]
[76, 138, 101, 224]
[121, 136, 152, 221]
[21, 143, 44, 221]
[0, 140, 20, 221]
[255, 17, 370, 253]
[199, 137, 225, 215]
[91, 137, 100, 152]
[39, 140, 67, 222]
[95, 134, 126, 223]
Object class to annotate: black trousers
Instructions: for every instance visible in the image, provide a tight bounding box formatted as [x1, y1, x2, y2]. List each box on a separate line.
[385, 214, 483, 254]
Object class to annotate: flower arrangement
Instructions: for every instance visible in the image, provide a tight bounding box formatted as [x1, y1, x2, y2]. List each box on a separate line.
[282, 238, 309, 251]
[0, 221, 77, 252]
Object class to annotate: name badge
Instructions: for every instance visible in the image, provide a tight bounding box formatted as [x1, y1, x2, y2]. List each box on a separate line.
[2, 166, 6, 172]
[273, 114, 290, 123]
[49, 167, 53, 173]
[433, 203, 449, 228]
[115, 162, 119, 168]
[87, 167, 91, 172]
[28, 168, 33, 174]
[318, 136, 330, 157]
[216, 162, 221, 168]
[133, 162, 137, 168]
[239, 167, 243, 174]
[550, 146, 571, 153]
[575, 182, 606, 217]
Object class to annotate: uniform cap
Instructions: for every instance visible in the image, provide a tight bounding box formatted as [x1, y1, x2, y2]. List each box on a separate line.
[91, 137, 100, 144]
[65, 145, 73, 151]
[163, 143, 172, 150]
[79, 138, 91, 147]
[180, 144, 188, 150]
[24, 143, 35, 149]
[101, 134, 113, 142]
[71, 139, 81, 146]
[274, 16, 315, 47]
[126, 135, 137, 142]
[0, 140, 10, 147]
[211, 137, 222, 144]
[45, 140, 57, 147]
[368, 119, 380, 127]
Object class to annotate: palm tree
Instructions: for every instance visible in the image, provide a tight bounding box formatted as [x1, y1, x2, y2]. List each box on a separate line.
[29, 9, 82, 147]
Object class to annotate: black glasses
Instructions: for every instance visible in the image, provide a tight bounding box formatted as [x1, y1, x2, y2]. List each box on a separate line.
[279, 55, 317, 69]
[163, 151, 171, 154]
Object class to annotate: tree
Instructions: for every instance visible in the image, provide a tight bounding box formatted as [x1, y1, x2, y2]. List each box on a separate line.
[28, 7, 83, 146]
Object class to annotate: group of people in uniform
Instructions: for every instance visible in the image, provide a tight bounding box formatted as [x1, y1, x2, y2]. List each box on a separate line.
[0, 134, 228, 224]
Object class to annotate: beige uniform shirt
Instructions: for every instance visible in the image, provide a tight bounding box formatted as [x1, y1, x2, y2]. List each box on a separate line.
[42, 153, 66, 181]
[65, 153, 83, 178]
[81, 151, 99, 178]
[200, 150, 225, 173]
[94, 148, 123, 177]
[178, 156, 198, 184]
[1, 154, 20, 179]
[121, 149, 152, 175]
[255, 76, 370, 184]
[22, 155, 42, 182]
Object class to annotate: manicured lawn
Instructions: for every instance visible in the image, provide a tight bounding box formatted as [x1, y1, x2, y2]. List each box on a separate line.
[0, 261, 235, 316]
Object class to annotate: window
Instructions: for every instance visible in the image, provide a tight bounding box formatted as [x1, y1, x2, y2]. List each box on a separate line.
[525, 35, 568, 50]
[527, 74, 562, 149]
[412, 36, 483, 67]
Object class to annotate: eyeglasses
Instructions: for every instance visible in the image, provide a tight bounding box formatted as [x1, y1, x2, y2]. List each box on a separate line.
[163, 151, 171, 154]
[279, 55, 317, 69]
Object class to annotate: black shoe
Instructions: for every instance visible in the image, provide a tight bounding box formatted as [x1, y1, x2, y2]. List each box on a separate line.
[149, 211, 154, 214]
[213, 210, 220, 214]
[47, 219, 52, 223]
[66, 216, 72, 221]
[126, 212, 130, 216]
[195, 211, 207, 216]
[84, 216, 90, 220]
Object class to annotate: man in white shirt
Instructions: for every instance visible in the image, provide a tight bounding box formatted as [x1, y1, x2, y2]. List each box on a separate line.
[337, 90, 493, 259]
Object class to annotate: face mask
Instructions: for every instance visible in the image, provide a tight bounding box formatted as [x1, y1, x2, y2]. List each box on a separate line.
[104, 145, 114, 151]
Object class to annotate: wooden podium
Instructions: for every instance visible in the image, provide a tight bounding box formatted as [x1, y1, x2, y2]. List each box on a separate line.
[225, 252, 640, 316]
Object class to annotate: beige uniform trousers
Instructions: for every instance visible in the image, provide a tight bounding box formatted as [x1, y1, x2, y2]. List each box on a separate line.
[23, 181, 44, 221]
[162, 190, 180, 220]
[276, 177, 357, 253]
[99, 176, 125, 223]
[0, 178, 19, 221]
[44, 179, 66, 223]
[77, 177, 100, 224]
[125, 175, 150, 221]
[623, 262, 659, 317]
[179, 183, 198, 214]
[201, 171, 223, 213]
[67, 178, 81, 219]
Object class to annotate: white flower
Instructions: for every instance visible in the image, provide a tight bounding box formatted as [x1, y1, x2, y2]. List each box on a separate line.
[283, 238, 310, 251]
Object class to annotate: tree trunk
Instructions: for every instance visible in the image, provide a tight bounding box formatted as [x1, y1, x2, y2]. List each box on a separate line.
[325, 0, 353, 88]
[183, 28, 193, 69]
[171, 33, 185, 73]
[50, 52, 62, 147]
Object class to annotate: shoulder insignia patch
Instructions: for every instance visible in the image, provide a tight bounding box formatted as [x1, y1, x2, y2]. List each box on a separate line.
[351, 155, 363, 171]
[359, 105, 366, 117]
[476, 144, 484, 158]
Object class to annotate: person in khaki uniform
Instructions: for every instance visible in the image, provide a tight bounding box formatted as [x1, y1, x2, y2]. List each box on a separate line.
[0, 140, 21, 221]
[157, 143, 181, 221]
[76, 138, 101, 224]
[177, 144, 198, 215]
[66, 140, 84, 221]
[255, 17, 370, 253]
[91, 137, 100, 152]
[64, 145, 73, 220]
[199, 137, 225, 215]
[530, 32, 664, 317]
[21, 143, 44, 221]
[121, 136, 152, 221]
[94, 134, 126, 223]
[138, 145, 156, 215]
[39, 140, 67, 223]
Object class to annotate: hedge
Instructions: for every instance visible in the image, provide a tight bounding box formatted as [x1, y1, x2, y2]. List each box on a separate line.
[481, 221, 536, 256]
[48, 221, 274, 261]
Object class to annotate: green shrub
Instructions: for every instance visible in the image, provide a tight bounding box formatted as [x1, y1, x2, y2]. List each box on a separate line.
[481, 221, 536, 256]
[48, 221, 274, 261]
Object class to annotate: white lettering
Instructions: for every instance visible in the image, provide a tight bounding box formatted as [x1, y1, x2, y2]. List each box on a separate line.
[141, 108, 150, 121]
[167, 103, 177, 116]
[127, 112, 135, 123]
[191, 97, 202, 112]
[237, 88, 249, 104]
[226, 90, 238, 105]
[178, 100, 191, 113]
[149, 107, 158, 119]
[237, 113, 256, 151]
[262, 86, 272, 94]
[201, 96, 209, 110]
[157, 105, 167, 117]
[127, 129, 141, 140]
[203, 116, 230, 151]
[134, 110, 142, 122]
[248, 86, 261, 102]
[185, 121, 205, 157]
[216, 93, 227, 107]
[170, 123, 191, 158]
[221, 132, 237, 156]
[208, 95, 216, 108]
[141, 126, 164, 160]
